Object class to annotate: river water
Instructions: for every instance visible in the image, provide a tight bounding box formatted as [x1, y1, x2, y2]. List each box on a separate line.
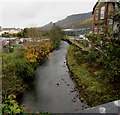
[21, 41, 88, 113]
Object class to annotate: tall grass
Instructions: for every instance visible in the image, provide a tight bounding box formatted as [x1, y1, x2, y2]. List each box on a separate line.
[67, 45, 119, 106]
[2, 47, 37, 99]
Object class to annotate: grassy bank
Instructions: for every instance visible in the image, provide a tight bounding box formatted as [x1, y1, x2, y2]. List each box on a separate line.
[2, 25, 63, 114]
[2, 39, 62, 114]
[66, 45, 119, 107]
[2, 46, 38, 99]
[62, 37, 91, 52]
[2, 41, 54, 114]
[70, 40, 91, 51]
[2, 40, 53, 98]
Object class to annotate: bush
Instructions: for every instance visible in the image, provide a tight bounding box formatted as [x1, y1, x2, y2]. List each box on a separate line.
[2, 94, 25, 115]
[23, 41, 51, 63]
[2, 74, 24, 99]
[49, 24, 64, 47]
[84, 51, 99, 62]
[67, 45, 120, 106]
[81, 39, 89, 47]
[2, 47, 37, 98]
[14, 60, 35, 82]
[1, 94, 51, 114]
[85, 30, 120, 93]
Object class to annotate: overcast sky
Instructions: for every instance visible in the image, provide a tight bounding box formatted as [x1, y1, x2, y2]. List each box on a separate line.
[0, 0, 98, 28]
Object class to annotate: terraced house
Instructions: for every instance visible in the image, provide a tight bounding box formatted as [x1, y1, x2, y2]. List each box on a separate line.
[92, 0, 120, 37]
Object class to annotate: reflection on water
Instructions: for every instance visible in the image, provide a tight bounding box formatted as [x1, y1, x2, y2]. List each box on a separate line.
[21, 41, 88, 113]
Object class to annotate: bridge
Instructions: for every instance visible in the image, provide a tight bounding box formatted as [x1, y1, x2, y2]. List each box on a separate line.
[77, 100, 120, 114]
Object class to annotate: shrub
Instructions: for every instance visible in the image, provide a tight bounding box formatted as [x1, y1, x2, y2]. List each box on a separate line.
[2, 47, 37, 98]
[81, 39, 89, 47]
[2, 94, 25, 115]
[84, 51, 99, 62]
[23, 41, 51, 63]
[1, 94, 51, 114]
[49, 24, 63, 44]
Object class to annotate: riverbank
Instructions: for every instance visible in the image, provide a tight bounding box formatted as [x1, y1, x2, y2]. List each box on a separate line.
[66, 44, 119, 107]
[2, 40, 55, 97]
[2, 40, 58, 114]
[2, 46, 37, 98]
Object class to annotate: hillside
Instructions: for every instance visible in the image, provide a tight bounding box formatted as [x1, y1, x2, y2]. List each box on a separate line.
[63, 17, 93, 29]
[40, 12, 93, 30]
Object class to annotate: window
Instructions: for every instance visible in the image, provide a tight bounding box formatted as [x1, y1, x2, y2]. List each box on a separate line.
[100, 7, 105, 19]
[95, 8, 99, 20]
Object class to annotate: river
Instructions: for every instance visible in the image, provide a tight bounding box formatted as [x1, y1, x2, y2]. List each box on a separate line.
[21, 41, 88, 113]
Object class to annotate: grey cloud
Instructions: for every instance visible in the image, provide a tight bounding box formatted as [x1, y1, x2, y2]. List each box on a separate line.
[1, 2, 97, 28]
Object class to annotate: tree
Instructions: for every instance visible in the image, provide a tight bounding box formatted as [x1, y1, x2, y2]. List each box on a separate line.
[49, 24, 64, 44]
[18, 27, 44, 42]
[113, 2, 120, 39]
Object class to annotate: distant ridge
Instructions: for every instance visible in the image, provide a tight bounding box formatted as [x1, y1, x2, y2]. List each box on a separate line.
[39, 12, 93, 30]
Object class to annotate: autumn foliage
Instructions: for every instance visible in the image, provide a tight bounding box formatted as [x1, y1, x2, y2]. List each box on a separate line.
[23, 41, 52, 63]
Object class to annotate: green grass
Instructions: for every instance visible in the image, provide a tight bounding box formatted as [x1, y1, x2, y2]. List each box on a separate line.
[64, 36, 78, 39]
[66, 45, 119, 107]
[0, 46, 2, 57]
[2, 46, 37, 99]
[71, 40, 91, 51]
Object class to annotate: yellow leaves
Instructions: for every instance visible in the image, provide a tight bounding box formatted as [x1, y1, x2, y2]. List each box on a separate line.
[10, 100, 16, 104]
[12, 103, 19, 111]
[29, 59, 36, 62]
[23, 41, 52, 63]
[47, 55, 53, 59]
[23, 47, 27, 50]
[35, 52, 39, 56]
[3, 95, 25, 114]
[15, 108, 21, 113]
[8, 94, 16, 99]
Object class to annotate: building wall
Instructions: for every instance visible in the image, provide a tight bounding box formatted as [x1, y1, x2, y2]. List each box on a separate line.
[9, 30, 19, 34]
[92, 1, 120, 39]
[92, 2, 115, 33]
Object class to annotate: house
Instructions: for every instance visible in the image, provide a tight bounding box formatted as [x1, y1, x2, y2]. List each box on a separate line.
[2, 28, 21, 34]
[92, 0, 120, 36]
